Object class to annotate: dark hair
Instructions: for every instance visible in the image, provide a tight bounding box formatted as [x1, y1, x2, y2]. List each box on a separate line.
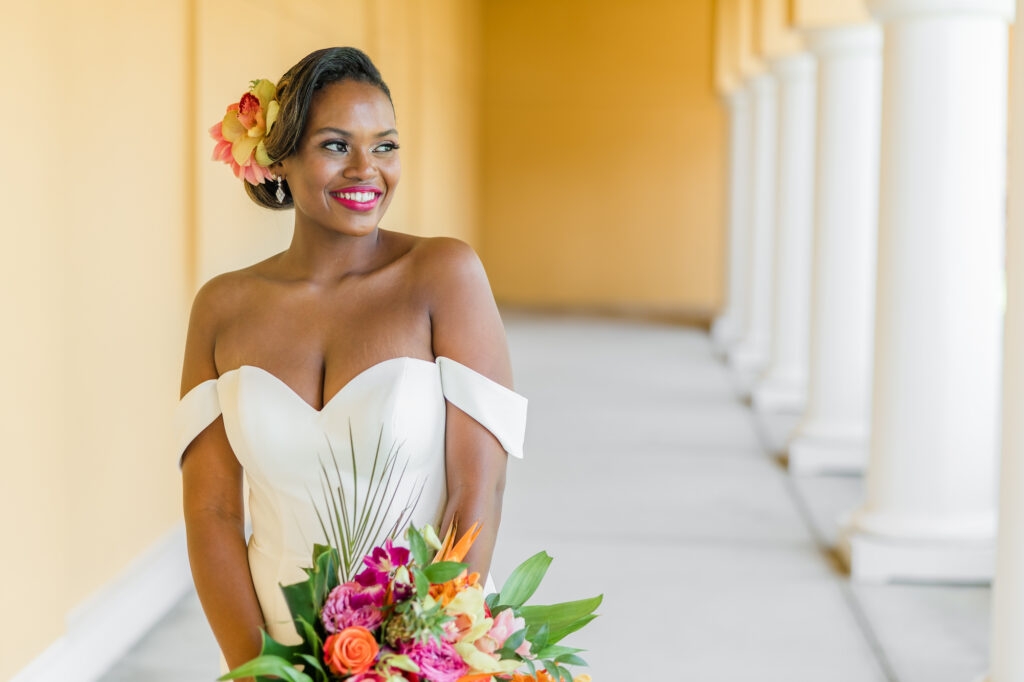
[245, 46, 394, 209]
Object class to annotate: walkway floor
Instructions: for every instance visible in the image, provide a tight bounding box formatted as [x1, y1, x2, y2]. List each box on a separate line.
[100, 311, 991, 681]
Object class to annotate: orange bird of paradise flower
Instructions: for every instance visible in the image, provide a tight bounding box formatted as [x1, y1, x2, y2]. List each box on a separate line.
[431, 518, 483, 606]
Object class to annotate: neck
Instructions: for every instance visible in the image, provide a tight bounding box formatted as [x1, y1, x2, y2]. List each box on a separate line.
[280, 212, 384, 283]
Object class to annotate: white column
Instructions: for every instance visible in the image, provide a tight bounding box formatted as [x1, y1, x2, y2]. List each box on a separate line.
[752, 53, 817, 414]
[839, 0, 1011, 583]
[787, 25, 883, 475]
[983, 0, 1024, 677]
[712, 86, 753, 356]
[729, 72, 777, 380]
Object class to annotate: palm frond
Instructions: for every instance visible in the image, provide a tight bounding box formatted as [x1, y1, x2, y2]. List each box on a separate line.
[305, 419, 424, 582]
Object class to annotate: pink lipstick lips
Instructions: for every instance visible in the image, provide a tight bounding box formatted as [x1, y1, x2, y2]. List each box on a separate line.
[329, 185, 382, 212]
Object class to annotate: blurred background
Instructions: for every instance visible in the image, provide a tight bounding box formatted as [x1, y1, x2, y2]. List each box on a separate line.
[5, 0, 1024, 680]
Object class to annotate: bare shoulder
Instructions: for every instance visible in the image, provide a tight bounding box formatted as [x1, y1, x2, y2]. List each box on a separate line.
[410, 235, 492, 311]
[189, 269, 252, 332]
[179, 269, 254, 395]
[412, 236, 512, 384]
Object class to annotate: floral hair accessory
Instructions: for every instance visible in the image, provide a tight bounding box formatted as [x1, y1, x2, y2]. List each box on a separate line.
[209, 78, 280, 185]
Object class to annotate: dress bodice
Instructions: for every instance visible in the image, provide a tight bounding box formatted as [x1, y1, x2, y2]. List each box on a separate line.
[173, 355, 527, 658]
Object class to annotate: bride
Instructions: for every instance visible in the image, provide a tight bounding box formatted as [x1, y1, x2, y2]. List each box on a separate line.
[174, 46, 528, 677]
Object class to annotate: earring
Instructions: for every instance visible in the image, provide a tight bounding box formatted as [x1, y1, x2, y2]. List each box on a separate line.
[275, 175, 285, 204]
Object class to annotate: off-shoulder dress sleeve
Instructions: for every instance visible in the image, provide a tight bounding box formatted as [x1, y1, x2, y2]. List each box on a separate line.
[436, 355, 528, 459]
[173, 378, 222, 470]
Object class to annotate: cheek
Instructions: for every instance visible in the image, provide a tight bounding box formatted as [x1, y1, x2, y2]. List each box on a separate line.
[385, 160, 401, 188]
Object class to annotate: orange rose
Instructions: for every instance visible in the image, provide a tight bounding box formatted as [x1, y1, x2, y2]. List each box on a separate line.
[323, 626, 379, 676]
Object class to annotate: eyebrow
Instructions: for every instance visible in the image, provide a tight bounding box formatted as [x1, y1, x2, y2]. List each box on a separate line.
[314, 127, 398, 137]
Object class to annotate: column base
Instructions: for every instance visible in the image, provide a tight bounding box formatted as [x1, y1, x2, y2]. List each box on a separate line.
[711, 313, 742, 357]
[752, 370, 807, 415]
[728, 338, 769, 375]
[752, 410, 803, 456]
[787, 420, 868, 474]
[837, 515, 995, 584]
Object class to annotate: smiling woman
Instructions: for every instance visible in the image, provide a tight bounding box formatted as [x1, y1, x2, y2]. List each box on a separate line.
[239, 48, 400, 212]
[180, 46, 526, 680]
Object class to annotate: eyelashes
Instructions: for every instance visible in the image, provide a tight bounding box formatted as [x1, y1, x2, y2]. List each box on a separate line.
[322, 140, 400, 153]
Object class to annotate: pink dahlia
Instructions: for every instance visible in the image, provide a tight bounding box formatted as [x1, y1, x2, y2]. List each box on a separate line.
[321, 581, 386, 633]
[398, 637, 468, 682]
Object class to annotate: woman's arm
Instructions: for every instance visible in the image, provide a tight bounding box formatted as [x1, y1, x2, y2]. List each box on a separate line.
[422, 237, 517, 579]
[179, 277, 265, 680]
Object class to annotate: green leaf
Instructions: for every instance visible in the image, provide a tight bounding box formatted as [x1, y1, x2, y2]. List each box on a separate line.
[414, 568, 429, 599]
[408, 524, 430, 566]
[311, 544, 340, 607]
[297, 653, 327, 678]
[533, 643, 584, 659]
[295, 614, 323, 652]
[547, 614, 598, 645]
[496, 551, 552, 609]
[501, 625, 526, 654]
[421, 561, 467, 583]
[532, 623, 550, 652]
[257, 627, 305, 659]
[555, 653, 588, 666]
[485, 591, 499, 610]
[279, 579, 317, 634]
[521, 594, 603, 643]
[217, 655, 314, 681]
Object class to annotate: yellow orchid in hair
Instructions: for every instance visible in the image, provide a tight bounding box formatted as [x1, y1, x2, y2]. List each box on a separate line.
[210, 78, 281, 185]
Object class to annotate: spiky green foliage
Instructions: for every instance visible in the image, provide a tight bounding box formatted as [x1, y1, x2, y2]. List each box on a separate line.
[308, 418, 425, 582]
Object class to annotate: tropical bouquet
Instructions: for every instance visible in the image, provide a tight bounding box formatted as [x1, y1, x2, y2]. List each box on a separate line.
[218, 425, 601, 682]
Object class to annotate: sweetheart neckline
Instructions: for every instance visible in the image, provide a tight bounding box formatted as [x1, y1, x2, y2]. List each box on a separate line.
[223, 356, 436, 414]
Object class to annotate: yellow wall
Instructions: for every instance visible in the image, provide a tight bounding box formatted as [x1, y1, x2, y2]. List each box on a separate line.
[1, 0, 482, 676]
[737, 0, 764, 76]
[1, 1, 192, 674]
[792, 0, 870, 28]
[756, 0, 805, 58]
[715, 0, 742, 93]
[480, 0, 727, 316]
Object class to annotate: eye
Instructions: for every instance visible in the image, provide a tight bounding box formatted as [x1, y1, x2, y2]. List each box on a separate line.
[322, 140, 348, 153]
[321, 140, 399, 153]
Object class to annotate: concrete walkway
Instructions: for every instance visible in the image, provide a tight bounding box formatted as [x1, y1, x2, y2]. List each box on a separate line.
[101, 311, 991, 681]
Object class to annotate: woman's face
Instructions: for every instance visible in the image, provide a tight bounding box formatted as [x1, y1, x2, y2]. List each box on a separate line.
[280, 78, 400, 235]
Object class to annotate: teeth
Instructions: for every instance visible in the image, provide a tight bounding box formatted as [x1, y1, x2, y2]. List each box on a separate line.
[335, 190, 377, 202]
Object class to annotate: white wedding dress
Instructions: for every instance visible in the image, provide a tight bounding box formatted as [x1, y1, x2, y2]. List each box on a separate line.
[173, 355, 528, 675]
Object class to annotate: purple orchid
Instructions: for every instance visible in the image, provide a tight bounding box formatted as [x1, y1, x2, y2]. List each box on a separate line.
[363, 538, 411, 574]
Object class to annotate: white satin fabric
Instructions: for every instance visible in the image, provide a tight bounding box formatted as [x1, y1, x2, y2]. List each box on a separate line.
[173, 355, 527, 674]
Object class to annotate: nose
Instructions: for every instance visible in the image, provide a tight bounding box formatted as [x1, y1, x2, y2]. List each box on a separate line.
[343, 147, 376, 180]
